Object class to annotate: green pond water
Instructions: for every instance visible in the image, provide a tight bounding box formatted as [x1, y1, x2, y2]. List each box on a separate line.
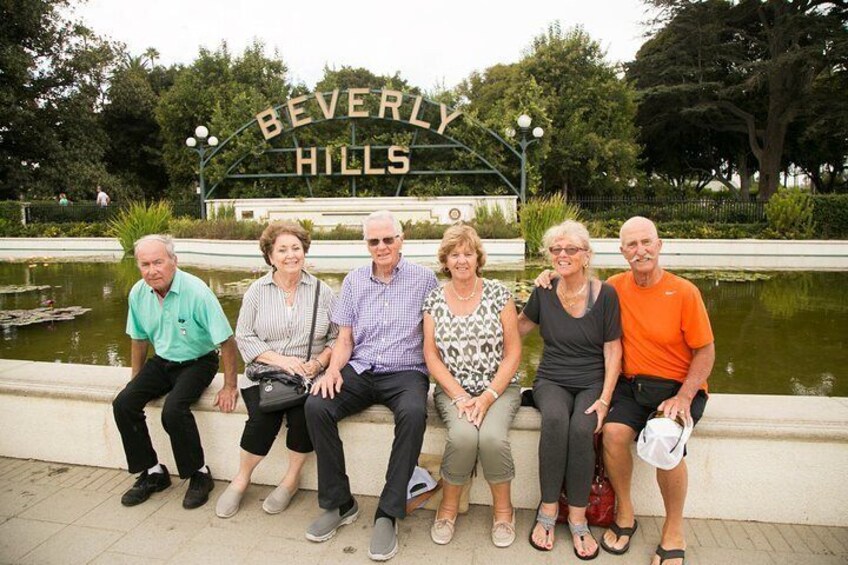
[1, 261, 845, 396]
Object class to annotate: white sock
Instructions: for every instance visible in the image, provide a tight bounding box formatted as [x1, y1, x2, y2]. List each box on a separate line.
[197, 465, 209, 475]
[147, 463, 163, 475]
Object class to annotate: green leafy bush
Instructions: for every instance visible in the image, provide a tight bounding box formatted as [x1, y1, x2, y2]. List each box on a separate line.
[0, 202, 22, 223]
[519, 195, 583, 256]
[765, 190, 815, 239]
[812, 194, 848, 239]
[313, 224, 363, 240]
[109, 202, 173, 255]
[168, 218, 266, 240]
[402, 220, 447, 240]
[471, 204, 521, 239]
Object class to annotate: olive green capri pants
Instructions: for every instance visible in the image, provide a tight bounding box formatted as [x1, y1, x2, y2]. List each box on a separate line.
[433, 385, 521, 485]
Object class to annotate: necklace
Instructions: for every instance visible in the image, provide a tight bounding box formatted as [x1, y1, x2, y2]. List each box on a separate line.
[557, 280, 587, 308]
[275, 274, 300, 299]
[451, 277, 478, 302]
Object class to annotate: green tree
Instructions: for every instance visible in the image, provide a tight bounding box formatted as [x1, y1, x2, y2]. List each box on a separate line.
[0, 0, 118, 201]
[102, 50, 176, 201]
[640, 0, 848, 201]
[458, 24, 640, 199]
[155, 41, 291, 202]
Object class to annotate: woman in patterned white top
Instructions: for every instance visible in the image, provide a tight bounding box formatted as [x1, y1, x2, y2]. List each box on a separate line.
[215, 221, 338, 519]
[423, 224, 522, 548]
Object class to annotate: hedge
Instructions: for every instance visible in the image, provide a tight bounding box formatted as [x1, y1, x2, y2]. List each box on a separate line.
[812, 194, 848, 239]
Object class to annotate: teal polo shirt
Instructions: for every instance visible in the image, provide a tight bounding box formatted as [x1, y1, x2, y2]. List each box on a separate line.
[126, 269, 233, 362]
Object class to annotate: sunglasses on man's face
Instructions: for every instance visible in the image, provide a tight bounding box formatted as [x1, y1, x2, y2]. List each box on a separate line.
[548, 245, 585, 256]
[366, 235, 400, 247]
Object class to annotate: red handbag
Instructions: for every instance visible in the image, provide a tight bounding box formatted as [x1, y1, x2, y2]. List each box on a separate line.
[557, 432, 616, 527]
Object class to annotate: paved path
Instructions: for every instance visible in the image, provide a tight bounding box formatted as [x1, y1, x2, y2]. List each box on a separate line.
[0, 458, 846, 564]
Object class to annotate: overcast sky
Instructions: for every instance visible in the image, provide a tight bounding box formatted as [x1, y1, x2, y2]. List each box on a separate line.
[71, 0, 655, 90]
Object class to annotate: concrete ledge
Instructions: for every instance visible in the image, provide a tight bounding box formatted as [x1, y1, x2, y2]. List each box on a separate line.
[0, 359, 845, 526]
[0, 237, 525, 271]
[3, 237, 847, 270]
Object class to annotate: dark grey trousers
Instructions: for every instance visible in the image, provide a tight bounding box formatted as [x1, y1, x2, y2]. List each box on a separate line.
[305, 365, 428, 519]
[533, 379, 601, 506]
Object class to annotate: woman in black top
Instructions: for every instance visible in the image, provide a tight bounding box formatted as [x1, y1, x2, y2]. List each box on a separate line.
[518, 220, 622, 559]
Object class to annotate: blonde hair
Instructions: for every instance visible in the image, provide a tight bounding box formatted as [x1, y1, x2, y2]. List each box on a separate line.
[541, 220, 594, 268]
[437, 224, 486, 278]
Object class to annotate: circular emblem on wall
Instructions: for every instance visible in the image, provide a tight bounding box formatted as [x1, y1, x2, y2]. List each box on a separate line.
[448, 208, 462, 221]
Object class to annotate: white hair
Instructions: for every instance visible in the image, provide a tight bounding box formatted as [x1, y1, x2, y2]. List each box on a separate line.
[541, 220, 593, 256]
[134, 234, 176, 259]
[362, 210, 403, 239]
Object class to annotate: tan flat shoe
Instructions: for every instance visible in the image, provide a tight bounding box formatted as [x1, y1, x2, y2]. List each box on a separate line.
[262, 484, 298, 514]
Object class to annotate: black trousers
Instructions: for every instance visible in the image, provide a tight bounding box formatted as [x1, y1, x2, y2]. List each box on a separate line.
[239, 385, 313, 456]
[305, 365, 428, 519]
[112, 352, 217, 479]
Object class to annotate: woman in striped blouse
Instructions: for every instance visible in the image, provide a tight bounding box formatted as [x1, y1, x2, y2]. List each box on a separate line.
[216, 221, 338, 519]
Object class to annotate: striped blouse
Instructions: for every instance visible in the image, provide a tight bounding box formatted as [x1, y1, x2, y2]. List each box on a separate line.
[235, 270, 338, 371]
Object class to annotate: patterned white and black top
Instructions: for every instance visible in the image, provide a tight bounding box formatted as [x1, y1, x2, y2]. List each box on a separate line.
[423, 278, 519, 395]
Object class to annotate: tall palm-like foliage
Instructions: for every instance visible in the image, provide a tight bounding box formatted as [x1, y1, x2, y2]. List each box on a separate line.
[109, 202, 173, 255]
[519, 195, 582, 256]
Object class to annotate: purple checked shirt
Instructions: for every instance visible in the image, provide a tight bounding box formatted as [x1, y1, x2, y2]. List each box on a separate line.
[332, 257, 439, 375]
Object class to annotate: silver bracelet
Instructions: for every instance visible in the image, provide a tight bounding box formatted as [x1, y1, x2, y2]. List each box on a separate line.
[599, 398, 610, 407]
[451, 395, 470, 406]
[485, 387, 499, 400]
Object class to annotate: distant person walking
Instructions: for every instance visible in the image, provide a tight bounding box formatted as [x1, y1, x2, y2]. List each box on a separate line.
[96, 186, 110, 207]
[58, 192, 69, 206]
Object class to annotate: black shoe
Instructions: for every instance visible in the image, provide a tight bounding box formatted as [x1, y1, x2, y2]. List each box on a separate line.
[183, 469, 214, 509]
[121, 465, 172, 507]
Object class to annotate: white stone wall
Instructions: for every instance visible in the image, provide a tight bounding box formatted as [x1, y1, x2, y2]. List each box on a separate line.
[0, 360, 845, 526]
[206, 196, 518, 228]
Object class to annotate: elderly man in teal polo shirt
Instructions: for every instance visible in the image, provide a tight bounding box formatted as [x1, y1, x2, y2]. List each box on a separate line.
[112, 234, 239, 510]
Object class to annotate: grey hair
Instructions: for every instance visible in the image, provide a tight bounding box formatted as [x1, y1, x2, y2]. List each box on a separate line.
[362, 210, 403, 239]
[134, 234, 176, 259]
[541, 220, 594, 259]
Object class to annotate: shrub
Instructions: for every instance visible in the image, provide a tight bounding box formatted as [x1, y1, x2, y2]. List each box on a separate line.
[313, 224, 363, 240]
[765, 190, 815, 239]
[812, 194, 848, 239]
[402, 220, 447, 240]
[109, 202, 173, 255]
[471, 204, 521, 239]
[0, 201, 21, 223]
[519, 195, 583, 256]
[168, 218, 265, 240]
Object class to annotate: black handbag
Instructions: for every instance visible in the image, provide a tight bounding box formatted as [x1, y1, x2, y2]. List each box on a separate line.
[631, 374, 681, 408]
[257, 281, 321, 413]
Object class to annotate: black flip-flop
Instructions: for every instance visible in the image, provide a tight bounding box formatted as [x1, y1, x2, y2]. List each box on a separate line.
[655, 545, 686, 564]
[528, 503, 557, 551]
[599, 520, 639, 555]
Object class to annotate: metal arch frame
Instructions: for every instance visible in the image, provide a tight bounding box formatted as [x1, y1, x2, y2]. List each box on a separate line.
[201, 89, 529, 201]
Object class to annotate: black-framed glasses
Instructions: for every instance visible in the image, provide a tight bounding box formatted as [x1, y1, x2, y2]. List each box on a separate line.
[548, 245, 586, 256]
[366, 235, 400, 247]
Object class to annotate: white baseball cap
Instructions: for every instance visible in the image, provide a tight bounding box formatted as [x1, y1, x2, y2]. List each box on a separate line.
[637, 411, 694, 470]
[407, 466, 438, 499]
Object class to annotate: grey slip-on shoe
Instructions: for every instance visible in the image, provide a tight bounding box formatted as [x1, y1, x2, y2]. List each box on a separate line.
[368, 517, 399, 561]
[305, 499, 359, 542]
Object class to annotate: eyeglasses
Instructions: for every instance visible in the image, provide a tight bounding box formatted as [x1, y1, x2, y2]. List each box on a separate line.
[366, 235, 400, 247]
[548, 245, 586, 256]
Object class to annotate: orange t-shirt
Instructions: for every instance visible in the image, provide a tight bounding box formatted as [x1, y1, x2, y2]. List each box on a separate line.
[607, 270, 714, 391]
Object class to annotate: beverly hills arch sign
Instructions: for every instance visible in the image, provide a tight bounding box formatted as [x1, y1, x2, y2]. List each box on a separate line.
[255, 88, 462, 177]
[200, 88, 529, 203]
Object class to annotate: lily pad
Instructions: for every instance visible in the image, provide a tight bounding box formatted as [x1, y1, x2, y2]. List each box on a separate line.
[0, 285, 52, 295]
[0, 306, 92, 327]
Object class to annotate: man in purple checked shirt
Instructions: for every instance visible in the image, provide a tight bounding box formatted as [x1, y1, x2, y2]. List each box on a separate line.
[304, 210, 439, 561]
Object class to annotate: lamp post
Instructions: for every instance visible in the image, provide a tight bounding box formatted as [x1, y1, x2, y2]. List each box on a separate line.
[185, 125, 219, 220]
[506, 114, 544, 203]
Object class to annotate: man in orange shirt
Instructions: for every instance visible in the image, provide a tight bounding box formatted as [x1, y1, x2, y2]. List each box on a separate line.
[601, 216, 714, 565]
